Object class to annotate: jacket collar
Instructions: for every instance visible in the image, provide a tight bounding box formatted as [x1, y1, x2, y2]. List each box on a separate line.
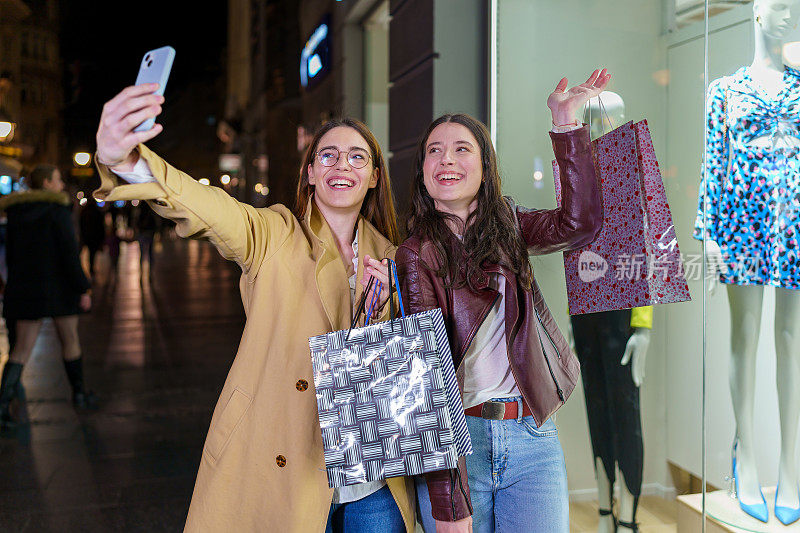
[0, 189, 70, 211]
[303, 198, 391, 330]
[447, 231, 509, 291]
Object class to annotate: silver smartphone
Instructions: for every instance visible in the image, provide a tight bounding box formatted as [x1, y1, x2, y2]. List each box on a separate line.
[133, 46, 175, 132]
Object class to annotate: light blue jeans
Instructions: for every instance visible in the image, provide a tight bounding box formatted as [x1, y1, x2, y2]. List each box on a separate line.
[326, 485, 405, 533]
[416, 397, 569, 533]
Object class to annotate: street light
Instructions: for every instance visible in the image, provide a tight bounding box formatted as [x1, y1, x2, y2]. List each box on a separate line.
[220, 174, 231, 185]
[0, 121, 14, 142]
[73, 152, 91, 166]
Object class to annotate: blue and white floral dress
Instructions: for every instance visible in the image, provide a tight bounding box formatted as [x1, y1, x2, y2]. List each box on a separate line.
[694, 66, 800, 290]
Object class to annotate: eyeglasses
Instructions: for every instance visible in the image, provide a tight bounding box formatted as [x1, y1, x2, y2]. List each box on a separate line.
[316, 147, 372, 169]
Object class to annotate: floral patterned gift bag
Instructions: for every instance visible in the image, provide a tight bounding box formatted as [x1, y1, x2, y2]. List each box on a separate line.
[554, 120, 691, 315]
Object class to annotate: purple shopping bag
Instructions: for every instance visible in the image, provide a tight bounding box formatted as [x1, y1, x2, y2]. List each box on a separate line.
[554, 120, 691, 315]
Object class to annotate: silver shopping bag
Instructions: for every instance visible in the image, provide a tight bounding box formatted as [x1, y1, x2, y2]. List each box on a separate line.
[309, 260, 471, 488]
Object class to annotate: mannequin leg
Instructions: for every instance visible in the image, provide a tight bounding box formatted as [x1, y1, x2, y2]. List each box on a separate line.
[572, 312, 625, 532]
[726, 284, 765, 505]
[617, 473, 639, 529]
[774, 287, 800, 509]
[594, 457, 615, 533]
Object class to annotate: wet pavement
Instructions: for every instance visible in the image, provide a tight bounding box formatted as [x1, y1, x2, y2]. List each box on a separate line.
[0, 237, 245, 532]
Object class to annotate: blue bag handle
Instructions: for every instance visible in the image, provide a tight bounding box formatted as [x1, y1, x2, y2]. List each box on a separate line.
[346, 258, 405, 341]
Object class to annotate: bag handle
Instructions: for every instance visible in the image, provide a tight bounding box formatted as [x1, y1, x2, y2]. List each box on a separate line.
[345, 258, 405, 341]
[584, 94, 614, 137]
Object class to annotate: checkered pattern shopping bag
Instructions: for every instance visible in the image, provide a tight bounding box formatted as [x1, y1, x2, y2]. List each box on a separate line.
[309, 260, 471, 488]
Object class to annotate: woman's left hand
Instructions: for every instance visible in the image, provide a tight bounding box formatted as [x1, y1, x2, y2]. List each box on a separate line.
[362, 255, 391, 310]
[547, 68, 612, 127]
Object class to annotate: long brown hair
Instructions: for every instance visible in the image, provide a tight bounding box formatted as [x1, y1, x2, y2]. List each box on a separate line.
[407, 113, 532, 290]
[294, 118, 399, 245]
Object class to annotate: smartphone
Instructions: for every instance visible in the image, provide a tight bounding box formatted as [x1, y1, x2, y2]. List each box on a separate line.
[133, 46, 175, 132]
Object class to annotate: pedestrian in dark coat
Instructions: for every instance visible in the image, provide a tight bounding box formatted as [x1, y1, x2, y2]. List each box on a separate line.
[0, 164, 95, 428]
[79, 198, 106, 277]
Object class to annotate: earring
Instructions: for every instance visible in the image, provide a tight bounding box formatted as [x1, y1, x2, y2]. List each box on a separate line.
[756, 15, 762, 24]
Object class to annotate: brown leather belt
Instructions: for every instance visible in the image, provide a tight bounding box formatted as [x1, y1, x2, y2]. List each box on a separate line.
[464, 399, 532, 420]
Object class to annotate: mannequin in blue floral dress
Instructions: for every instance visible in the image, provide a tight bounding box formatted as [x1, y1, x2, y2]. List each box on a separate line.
[694, 0, 800, 525]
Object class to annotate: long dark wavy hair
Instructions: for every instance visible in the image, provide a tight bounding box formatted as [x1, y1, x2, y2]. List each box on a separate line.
[407, 113, 532, 290]
[294, 118, 400, 245]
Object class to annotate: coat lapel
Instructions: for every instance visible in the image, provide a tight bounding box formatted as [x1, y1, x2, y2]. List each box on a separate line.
[354, 216, 391, 311]
[306, 204, 352, 331]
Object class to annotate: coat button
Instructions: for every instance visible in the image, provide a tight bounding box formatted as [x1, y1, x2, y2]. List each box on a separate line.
[276, 455, 286, 467]
[295, 379, 308, 391]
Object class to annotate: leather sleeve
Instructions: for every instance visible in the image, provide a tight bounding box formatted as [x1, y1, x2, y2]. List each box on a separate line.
[395, 242, 439, 314]
[395, 243, 473, 521]
[517, 125, 603, 256]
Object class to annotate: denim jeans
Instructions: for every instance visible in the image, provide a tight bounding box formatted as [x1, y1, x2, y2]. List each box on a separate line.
[325, 485, 405, 533]
[416, 398, 569, 533]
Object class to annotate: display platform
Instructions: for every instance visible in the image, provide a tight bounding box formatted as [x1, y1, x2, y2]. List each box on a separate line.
[678, 487, 800, 532]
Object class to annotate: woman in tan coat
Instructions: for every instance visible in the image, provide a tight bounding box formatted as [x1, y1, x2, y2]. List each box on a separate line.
[94, 83, 415, 532]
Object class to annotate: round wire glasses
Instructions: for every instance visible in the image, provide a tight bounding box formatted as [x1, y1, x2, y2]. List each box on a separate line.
[316, 147, 372, 169]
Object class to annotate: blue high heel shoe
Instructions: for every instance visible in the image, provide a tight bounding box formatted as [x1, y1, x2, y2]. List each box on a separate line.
[775, 485, 800, 525]
[732, 443, 768, 523]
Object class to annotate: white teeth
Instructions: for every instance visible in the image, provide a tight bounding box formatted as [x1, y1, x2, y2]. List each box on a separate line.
[328, 178, 355, 188]
[438, 173, 462, 181]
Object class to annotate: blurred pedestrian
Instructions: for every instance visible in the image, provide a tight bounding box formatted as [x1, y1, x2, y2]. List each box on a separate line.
[133, 202, 159, 272]
[0, 165, 96, 428]
[79, 196, 105, 277]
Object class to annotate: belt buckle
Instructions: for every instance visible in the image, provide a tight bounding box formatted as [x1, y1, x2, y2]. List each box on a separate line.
[481, 401, 505, 420]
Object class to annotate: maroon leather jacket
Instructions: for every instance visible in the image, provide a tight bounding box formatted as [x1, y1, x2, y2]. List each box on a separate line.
[395, 126, 602, 521]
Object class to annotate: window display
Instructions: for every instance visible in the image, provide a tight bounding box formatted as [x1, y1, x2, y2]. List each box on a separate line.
[697, 0, 800, 525]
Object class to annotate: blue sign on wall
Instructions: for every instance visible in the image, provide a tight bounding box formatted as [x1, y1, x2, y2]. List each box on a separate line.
[300, 15, 331, 88]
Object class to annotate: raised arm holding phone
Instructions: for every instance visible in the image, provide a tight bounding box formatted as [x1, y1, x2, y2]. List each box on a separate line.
[94, 48, 416, 532]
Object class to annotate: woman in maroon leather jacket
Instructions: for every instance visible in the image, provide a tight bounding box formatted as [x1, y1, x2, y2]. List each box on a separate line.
[396, 70, 609, 533]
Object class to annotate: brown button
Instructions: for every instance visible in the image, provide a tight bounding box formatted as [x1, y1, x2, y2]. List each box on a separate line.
[276, 455, 286, 467]
[296, 379, 308, 391]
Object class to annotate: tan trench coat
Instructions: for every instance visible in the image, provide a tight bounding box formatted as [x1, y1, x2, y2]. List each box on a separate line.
[95, 145, 416, 532]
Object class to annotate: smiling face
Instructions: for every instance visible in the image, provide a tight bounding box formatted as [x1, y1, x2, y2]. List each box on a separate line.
[755, 0, 800, 39]
[422, 122, 483, 219]
[307, 126, 378, 214]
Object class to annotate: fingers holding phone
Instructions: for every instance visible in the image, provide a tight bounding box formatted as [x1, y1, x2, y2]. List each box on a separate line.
[96, 46, 175, 171]
[96, 84, 164, 170]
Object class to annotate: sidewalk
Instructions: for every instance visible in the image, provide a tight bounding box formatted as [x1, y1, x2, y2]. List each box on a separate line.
[0, 238, 245, 531]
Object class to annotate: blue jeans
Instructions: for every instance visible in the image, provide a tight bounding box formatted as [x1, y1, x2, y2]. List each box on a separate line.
[416, 398, 569, 533]
[325, 485, 405, 533]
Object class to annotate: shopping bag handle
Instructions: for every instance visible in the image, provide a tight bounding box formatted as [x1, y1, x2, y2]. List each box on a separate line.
[346, 259, 405, 341]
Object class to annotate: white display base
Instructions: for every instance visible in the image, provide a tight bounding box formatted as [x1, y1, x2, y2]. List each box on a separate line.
[678, 487, 800, 532]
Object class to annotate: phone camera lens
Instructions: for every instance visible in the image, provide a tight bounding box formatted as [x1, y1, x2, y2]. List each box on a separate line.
[145, 54, 151, 62]
[147, 60, 153, 67]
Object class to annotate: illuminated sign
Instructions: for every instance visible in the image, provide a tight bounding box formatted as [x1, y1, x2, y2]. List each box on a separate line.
[300, 15, 330, 88]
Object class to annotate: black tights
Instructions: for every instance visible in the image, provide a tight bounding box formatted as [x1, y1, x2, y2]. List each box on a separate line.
[571, 309, 643, 498]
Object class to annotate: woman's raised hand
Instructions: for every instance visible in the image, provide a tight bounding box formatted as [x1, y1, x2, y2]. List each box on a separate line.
[96, 84, 164, 171]
[547, 68, 611, 127]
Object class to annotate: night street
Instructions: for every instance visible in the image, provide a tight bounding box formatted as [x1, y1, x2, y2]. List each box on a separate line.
[0, 238, 244, 531]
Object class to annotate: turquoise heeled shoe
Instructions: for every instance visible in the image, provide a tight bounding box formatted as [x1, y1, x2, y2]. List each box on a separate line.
[775, 485, 800, 525]
[733, 446, 768, 523]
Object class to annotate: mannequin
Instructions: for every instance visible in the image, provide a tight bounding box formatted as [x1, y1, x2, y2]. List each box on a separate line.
[696, 0, 800, 525]
[569, 92, 653, 533]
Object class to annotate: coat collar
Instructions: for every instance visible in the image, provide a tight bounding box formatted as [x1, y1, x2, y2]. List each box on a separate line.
[303, 198, 392, 330]
[0, 189, 70, 211]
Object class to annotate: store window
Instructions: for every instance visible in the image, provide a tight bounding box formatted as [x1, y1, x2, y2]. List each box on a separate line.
[490, 0, 800, 529]
[361, 1, 390, 151]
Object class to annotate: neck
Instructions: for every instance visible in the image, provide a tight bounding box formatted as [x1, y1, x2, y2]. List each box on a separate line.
[752, 24, 785, 73]
[313, 198, 360, 251]
[435, 199, 477, 234]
